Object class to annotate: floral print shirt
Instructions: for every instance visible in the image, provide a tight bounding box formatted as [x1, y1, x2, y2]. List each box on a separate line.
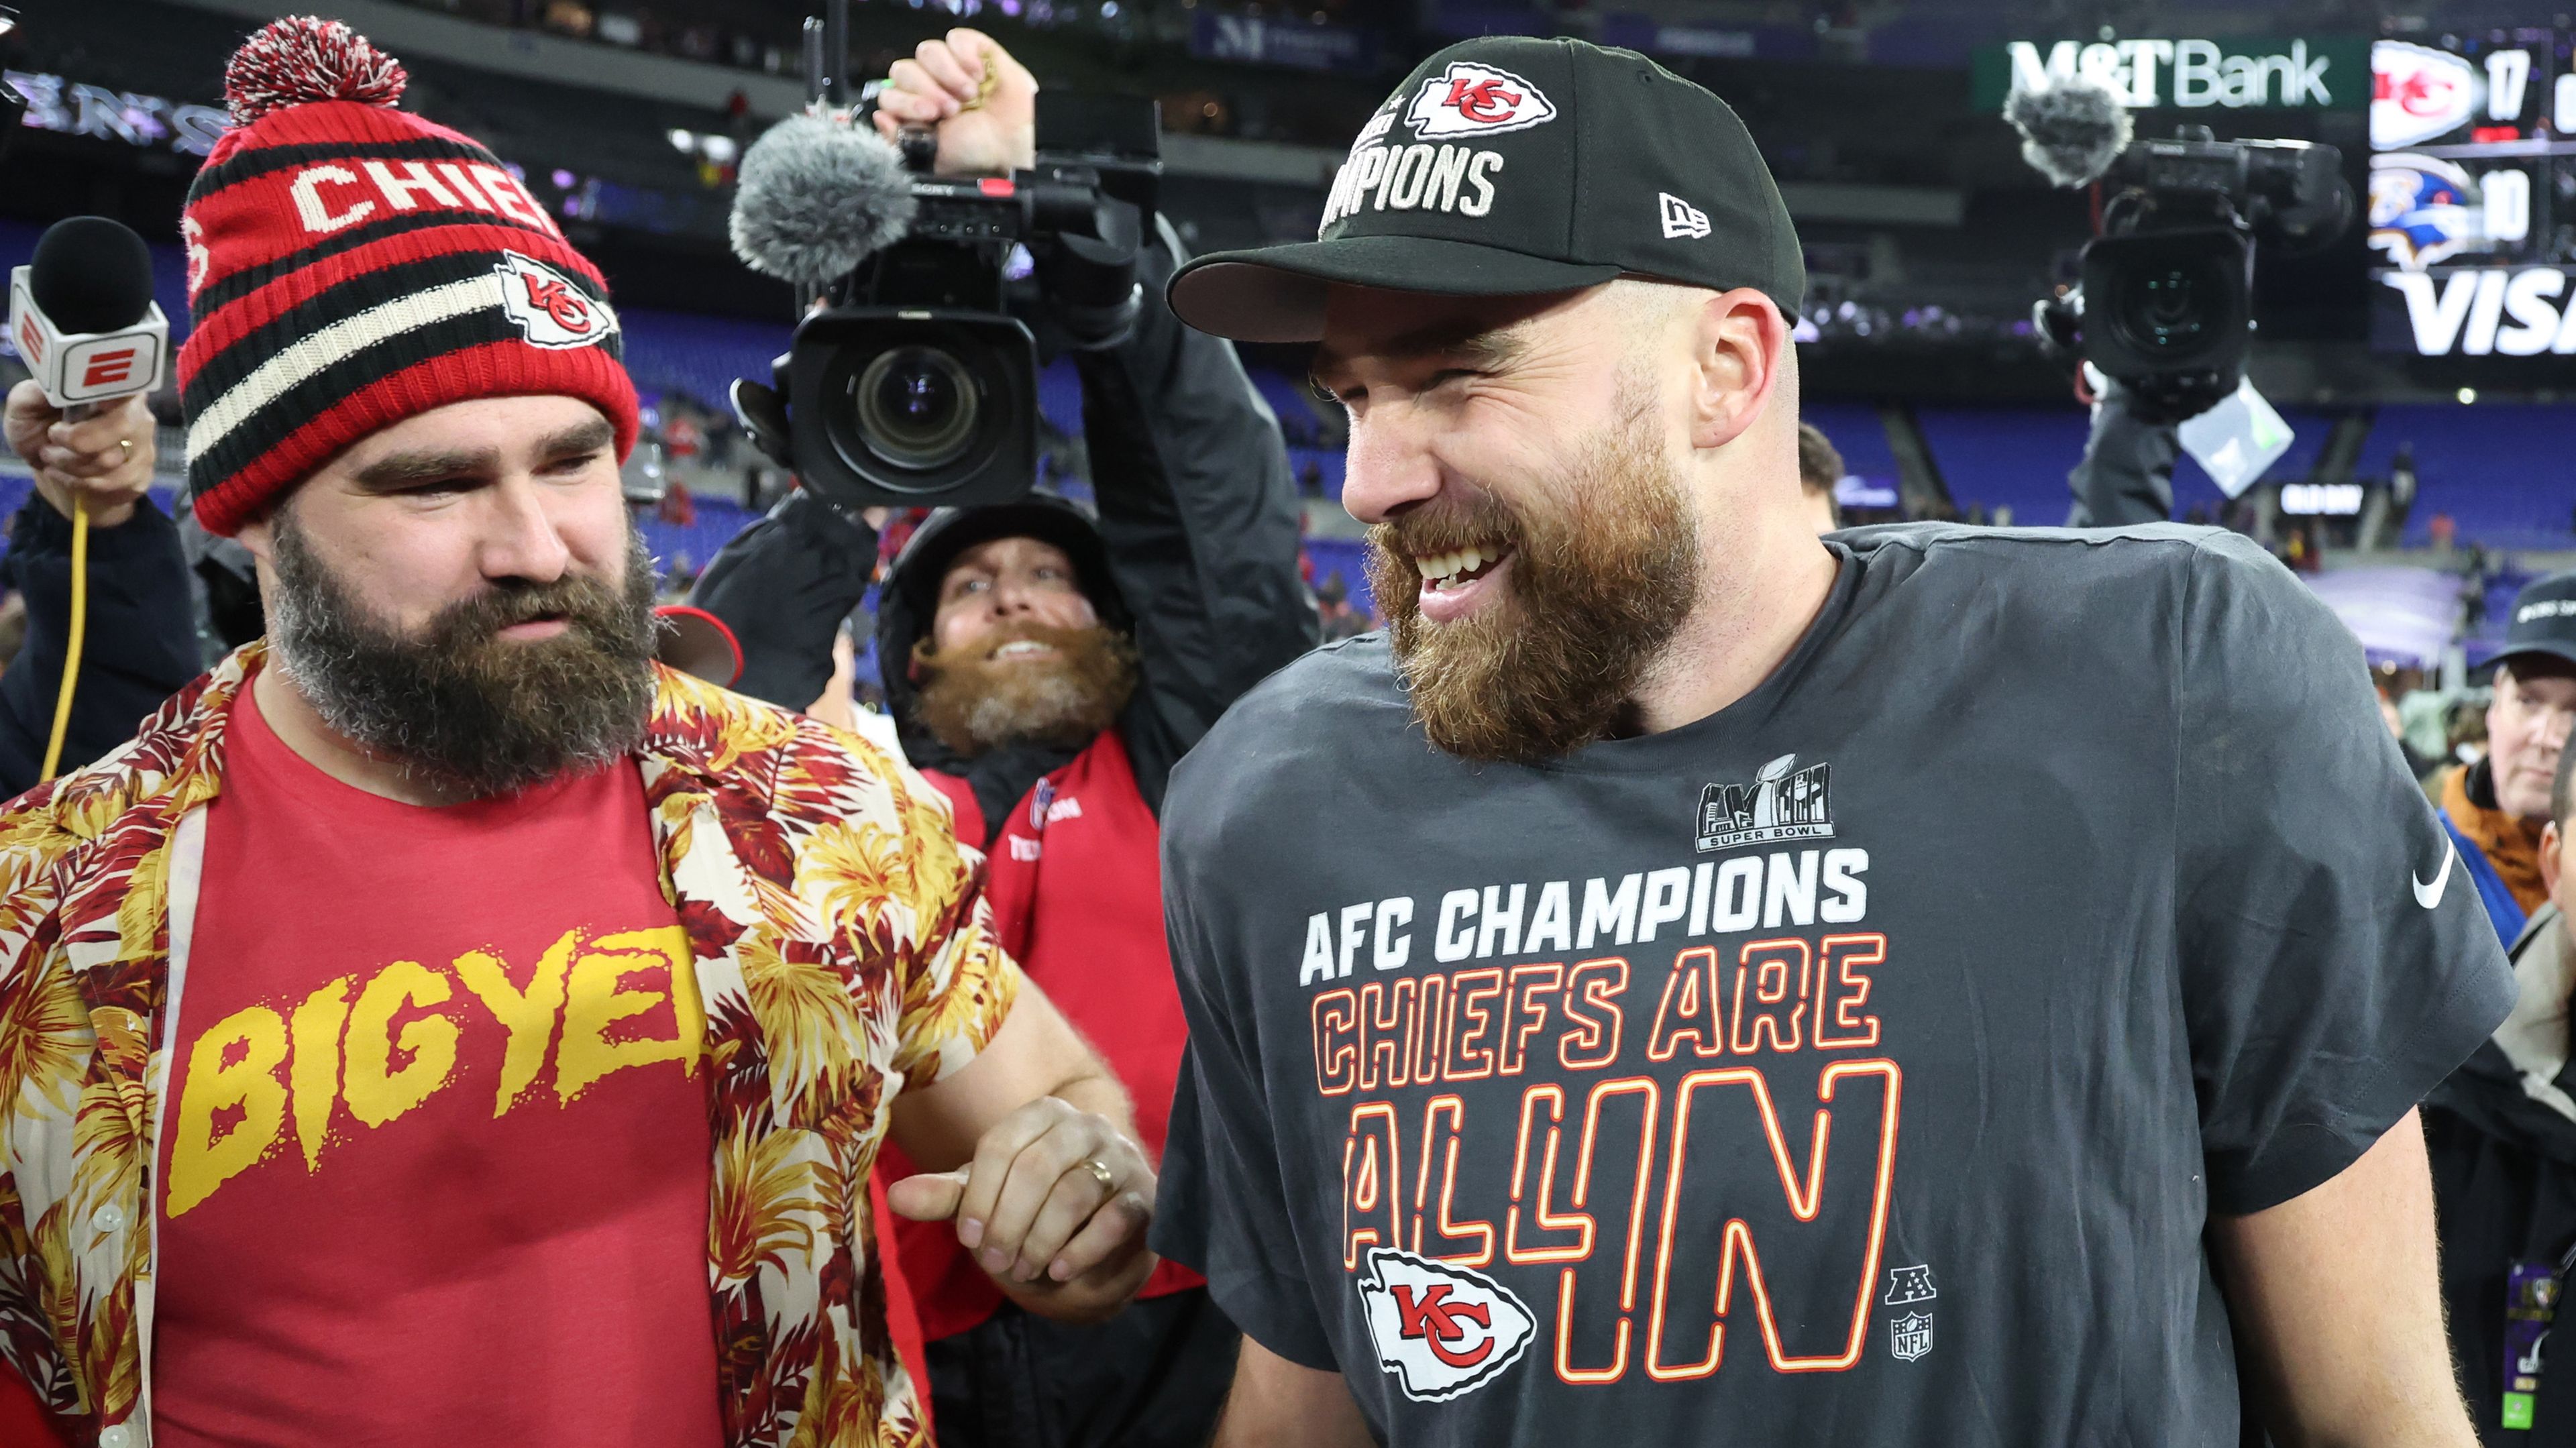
[0, 644, 1021, 1448]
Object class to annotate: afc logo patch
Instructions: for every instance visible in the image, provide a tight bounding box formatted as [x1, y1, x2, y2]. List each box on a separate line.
[495, 251, 617, 349]
[1356, 1247, 1536, 1402]
[1405, 60, 1558, 139]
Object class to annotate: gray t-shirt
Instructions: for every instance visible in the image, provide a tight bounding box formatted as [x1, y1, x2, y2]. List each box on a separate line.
[1152, 523, 2514, 1446]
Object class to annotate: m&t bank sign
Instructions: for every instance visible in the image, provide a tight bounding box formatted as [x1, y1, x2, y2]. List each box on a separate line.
[1971, 38, 2370, 111]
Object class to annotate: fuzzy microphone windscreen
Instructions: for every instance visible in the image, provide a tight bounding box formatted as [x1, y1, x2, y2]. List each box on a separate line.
[2004, 76, 2134, 189]
[729, 112, 920, 287]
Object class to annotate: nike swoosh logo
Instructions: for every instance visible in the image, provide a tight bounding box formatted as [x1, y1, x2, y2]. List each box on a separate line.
[2413, 842, 2457, 909]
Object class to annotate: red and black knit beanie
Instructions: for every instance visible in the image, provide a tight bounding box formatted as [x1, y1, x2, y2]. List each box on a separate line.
[178, 17, 639, 537]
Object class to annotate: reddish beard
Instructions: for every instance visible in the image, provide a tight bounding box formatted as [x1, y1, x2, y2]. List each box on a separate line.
[911, 620, 1139, 759]
[1364, 391, 1698, 764]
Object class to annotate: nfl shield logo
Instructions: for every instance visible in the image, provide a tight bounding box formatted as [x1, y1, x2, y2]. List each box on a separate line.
[1890, 1313, 1933, 1361]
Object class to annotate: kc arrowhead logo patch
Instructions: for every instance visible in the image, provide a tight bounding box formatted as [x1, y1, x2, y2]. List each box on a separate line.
[1357, 1247, 1536, 1402]
[1406, 60, 1558, 139]
[495, 251, 616, 350]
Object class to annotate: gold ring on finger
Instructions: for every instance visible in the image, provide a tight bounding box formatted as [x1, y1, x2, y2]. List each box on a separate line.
[1083, 1158, 1116, 1193]
[117, 437, 133, 459]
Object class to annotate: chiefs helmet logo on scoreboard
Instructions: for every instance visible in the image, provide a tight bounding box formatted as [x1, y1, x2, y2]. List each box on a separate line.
[2373, 41, 2478, 150]
[1406, 61, 1559, 139]
[1358, 1247, 1536, 1402]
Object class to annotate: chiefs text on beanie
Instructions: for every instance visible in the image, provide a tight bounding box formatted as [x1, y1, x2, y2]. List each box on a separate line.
[178, 17, 639, 537]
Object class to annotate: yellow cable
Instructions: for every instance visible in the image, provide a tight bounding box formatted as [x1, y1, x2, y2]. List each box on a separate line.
[38, 505, 88, 783]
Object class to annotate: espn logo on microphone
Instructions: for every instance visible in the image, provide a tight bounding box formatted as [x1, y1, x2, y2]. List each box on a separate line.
[7, 265, 171, 408]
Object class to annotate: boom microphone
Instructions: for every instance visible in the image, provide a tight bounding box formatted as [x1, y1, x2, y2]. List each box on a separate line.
[2004, 75, 2134, 189]
[10, 215, 169, 414]
[729, 111, 918, 289]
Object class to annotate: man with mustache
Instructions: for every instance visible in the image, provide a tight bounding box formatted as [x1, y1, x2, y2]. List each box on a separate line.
[0, 21, 1161, 1448]
[1146, 36, 2515, 1448]
[690, 30, 1315, 1448]
[2434, 571, 2576, 943]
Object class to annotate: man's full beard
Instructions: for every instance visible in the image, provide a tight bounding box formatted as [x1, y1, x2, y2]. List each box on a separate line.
[1365, 390, 1699, 765]
[264, 508, 661, 799]
[912, 621, 1138, 760]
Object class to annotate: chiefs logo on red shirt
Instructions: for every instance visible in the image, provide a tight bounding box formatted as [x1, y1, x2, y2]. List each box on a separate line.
[1358, 1247, 1537, 1401]
[1405, 60, 1560, 140]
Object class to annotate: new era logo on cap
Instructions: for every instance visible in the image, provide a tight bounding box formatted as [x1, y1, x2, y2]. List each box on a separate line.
[1406, 60, 1558, 138]
[1659, 192, 1711, 239]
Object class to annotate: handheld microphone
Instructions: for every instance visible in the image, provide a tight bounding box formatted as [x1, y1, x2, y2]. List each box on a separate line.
[2004, 75, 2133, 190]
[9, 215, 169, 419]
[7, 215, 164, 781]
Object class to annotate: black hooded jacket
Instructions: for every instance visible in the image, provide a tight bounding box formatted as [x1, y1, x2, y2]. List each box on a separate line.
[0, 494, 201, 799]
[2429, 903, 2576, 1445]
[690, 217, 1317, 840]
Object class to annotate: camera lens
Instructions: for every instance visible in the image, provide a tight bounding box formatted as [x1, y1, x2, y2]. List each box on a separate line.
[851, 345, 981, 471]
[2115, 263, 2220, 353]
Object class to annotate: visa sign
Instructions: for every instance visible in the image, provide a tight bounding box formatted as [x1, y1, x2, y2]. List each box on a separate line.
[2375, 267, 2576, 357]
[1972, 38, 2368, 111]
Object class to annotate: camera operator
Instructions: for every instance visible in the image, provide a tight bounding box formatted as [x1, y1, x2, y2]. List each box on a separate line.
[690, 31, 1316, 1448]
[0, 386, 196, 796]
[2064, 372, 2183, 528]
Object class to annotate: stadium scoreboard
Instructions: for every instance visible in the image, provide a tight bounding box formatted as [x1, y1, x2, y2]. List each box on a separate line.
[2371, 31, 2576, 359]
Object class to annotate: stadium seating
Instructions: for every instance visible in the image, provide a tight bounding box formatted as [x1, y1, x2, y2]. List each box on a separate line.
[1248, 369, 1328, 447]
[1800, 402, 1901, 508]
[620, 309, 792, 419]
[2357, 404, 2576, 551]
[1911, 406, 2094, 526]
[1305, 535, 1375, 619]
[1915, 402, 2347, 526]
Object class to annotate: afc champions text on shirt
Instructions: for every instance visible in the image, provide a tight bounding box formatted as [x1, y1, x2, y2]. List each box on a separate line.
[1292, 759, 1904, 1402]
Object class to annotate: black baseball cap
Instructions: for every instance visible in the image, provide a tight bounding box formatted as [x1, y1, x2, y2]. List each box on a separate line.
[1167, 36, 1806, 343]
[2498, 570, 2576, 675]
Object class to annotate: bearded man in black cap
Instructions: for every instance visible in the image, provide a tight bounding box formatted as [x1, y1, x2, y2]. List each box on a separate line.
[690, 30, 1316, 1448]
[1148, 34, 2514, 1448]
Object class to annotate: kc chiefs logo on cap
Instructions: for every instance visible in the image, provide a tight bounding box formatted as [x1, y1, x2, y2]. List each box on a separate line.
[1358, 1247, 1537, 1402]
[1406, 60, 1559, 139]
[495, 250, 618, 350]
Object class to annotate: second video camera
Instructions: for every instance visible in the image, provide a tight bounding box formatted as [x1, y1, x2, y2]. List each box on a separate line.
[2043, 130, 2352, 419]
[731, 93, 1159, 510]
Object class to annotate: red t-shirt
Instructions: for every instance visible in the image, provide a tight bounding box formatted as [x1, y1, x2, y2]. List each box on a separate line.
[885, 730, 1203, 1341]
[151, 681, 722, 1447]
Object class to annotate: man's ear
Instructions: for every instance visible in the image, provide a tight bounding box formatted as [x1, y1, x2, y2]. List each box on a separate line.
[2545, 818, 2565, 902]
[1684, 288, 1789, 453]
[234, 509, 276, 563]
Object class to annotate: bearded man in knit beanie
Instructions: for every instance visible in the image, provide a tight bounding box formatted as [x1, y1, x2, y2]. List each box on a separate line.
[0, 20, 1161, 1448]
